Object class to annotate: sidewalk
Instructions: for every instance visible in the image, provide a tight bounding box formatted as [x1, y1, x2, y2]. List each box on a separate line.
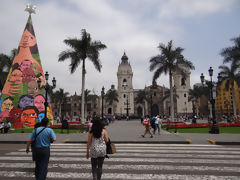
[0, 120, 239, 145]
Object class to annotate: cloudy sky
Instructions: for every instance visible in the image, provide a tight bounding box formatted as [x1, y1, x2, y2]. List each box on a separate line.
[0, 0, 240, 95]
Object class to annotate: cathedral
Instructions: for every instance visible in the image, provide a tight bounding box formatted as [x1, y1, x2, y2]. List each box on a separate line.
[52, 52, 193, 119]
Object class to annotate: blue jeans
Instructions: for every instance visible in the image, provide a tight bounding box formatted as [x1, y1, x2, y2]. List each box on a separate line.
[91, 157, 105, 180]
[35, 147, 50, 180]
[154, 124, 160, 134]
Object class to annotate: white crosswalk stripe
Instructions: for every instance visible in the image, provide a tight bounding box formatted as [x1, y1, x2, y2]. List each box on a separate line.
[0, 143, 240, 179]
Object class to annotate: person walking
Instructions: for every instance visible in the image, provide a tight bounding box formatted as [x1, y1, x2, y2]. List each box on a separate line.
[142, 115, 153, 138]
[26, 118, 56, 180]
[154, 115, 161, 134]
[86, 118, 109, 180]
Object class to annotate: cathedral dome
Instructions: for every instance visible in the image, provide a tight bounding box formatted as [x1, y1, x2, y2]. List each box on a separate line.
[117, 52, 133, 74]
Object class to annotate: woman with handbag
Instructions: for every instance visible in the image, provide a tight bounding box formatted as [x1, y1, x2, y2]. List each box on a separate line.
[86, 118, 109, 180]
[26, 118, 56, 180]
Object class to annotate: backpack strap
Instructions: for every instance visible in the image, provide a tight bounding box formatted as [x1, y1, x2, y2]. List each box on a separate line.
[33, 127, 46, 141]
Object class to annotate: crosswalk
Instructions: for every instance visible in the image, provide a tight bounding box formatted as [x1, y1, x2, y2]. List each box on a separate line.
[0, 143, 240, 179]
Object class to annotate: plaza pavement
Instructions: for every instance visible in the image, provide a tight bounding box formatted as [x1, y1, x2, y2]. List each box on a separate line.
[0, 120, 240, 145]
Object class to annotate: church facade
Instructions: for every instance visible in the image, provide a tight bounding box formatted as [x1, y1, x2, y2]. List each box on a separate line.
[52, 52, 193, 119]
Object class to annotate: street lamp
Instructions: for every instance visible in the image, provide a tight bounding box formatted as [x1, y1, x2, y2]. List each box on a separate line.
[200, 67, 219, 134]
[37, 71, 56, 119]
[125, 96, 130, 120]
[101, 86, 105, 121]
[150, 88, 153, 118]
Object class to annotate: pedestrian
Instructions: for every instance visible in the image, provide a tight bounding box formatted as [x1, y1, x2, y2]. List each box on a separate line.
[154, 115, 161, 134]
[26, 118, 56, 180]
[142, 115, 153, 138]
[151, 116, 156, 133]
[56, 116, 60, 123]
[0, 121, 4, 133]
[86, 118, 109, 180]
[4, 120, 11, 133]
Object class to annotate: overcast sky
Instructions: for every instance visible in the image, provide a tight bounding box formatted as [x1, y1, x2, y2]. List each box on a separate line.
[0, 0, 240, 95]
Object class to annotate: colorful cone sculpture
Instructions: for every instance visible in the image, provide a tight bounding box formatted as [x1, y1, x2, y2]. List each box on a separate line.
[0, 5, 53, 128]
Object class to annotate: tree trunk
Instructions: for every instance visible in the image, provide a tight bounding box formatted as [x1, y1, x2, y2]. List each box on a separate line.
[58, 101, 62, 119]
[169, 70, 174, 121]
[81, 59, 86, 122]
[231, 84, 237, 117]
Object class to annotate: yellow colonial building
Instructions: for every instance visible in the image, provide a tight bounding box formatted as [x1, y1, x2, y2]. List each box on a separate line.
[215, 81, 240, 116]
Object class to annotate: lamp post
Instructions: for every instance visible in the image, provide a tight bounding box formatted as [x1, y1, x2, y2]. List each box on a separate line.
[200, 67, 219, 134]
[150, 85, 153, 118]
[101, 86, 105, 121]
[126, 96, 129, 120]
[37, 71, 56, 119]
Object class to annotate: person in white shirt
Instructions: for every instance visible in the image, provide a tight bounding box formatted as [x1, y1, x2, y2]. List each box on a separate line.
[0, 122, 4, 133]
[154, 115, 161, 134]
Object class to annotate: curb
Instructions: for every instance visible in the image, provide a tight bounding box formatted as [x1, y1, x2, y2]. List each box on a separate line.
[207, 139, 240, 145]
[0, 141, 26, 144]
[207, 139, 216, 145]
[65, 141, 191, 144]
[215, 142, 240, 145]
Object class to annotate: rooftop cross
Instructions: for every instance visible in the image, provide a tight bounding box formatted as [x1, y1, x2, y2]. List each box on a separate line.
[25, 3, 37, 15]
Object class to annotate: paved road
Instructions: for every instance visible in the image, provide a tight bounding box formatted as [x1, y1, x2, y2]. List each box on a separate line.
[0, 143, 240, 179]
[0, 120, 240, 145]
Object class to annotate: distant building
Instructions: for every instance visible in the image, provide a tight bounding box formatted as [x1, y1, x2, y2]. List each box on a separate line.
[52, 52, 194, 119]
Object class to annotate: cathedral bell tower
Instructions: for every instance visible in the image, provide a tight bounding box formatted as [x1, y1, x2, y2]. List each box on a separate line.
[116, 52, 134, 117]
[173, 64, 192, 115]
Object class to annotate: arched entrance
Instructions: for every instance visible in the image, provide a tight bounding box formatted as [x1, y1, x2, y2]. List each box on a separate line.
[137, 106, 143, 117]
[108, 108, 112, 115]
[152, 104, 159, 116]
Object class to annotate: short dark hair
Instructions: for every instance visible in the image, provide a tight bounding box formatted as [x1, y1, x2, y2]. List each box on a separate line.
[41, 117, 49, 127]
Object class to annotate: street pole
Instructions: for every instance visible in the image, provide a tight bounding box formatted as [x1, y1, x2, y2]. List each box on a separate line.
[101, 86, 105, 121]
[200, 67, 219, 134]
[37, 71, 56, 119]
[150, 87, 153, 118]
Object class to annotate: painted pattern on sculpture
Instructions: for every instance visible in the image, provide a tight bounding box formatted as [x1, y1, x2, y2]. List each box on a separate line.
[0, 15, 52, 128]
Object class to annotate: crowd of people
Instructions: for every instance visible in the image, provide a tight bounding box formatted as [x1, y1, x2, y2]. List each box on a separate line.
[141, 115, 163, 138]
[0, 120, 11, 133]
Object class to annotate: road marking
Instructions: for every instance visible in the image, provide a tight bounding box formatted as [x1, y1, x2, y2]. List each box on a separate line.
[0, 171, 238, 180]
[0, 163, 239, 172]
[8, 149, 240, 156]
[1, 156, 240, 164]
[186, 138, 193, 144]
[207, 139, 216, 145]
[6, 151, 240, 159]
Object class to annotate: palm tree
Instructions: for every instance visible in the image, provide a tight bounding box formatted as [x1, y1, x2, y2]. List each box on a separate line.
[105, 89, 118, 105]
[0, 48, 18, 91]
[218, 64, 240, 116]
[188, 85, 206, 115]
[58, 29, 107, 121]
[161, 88, 179, 102]
[52, 88, 69, 118]
[135, 89, 148, 104]
[221, 36, 240, 65]
[149, 40, 194, 121]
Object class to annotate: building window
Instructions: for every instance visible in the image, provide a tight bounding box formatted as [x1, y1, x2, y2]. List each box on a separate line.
[74, 112, 77, 116]
[181, 77, 186, 86]
[184, 93, 186, 97]
[122, 79, 127, 87]
[123, 94, 126, 98]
